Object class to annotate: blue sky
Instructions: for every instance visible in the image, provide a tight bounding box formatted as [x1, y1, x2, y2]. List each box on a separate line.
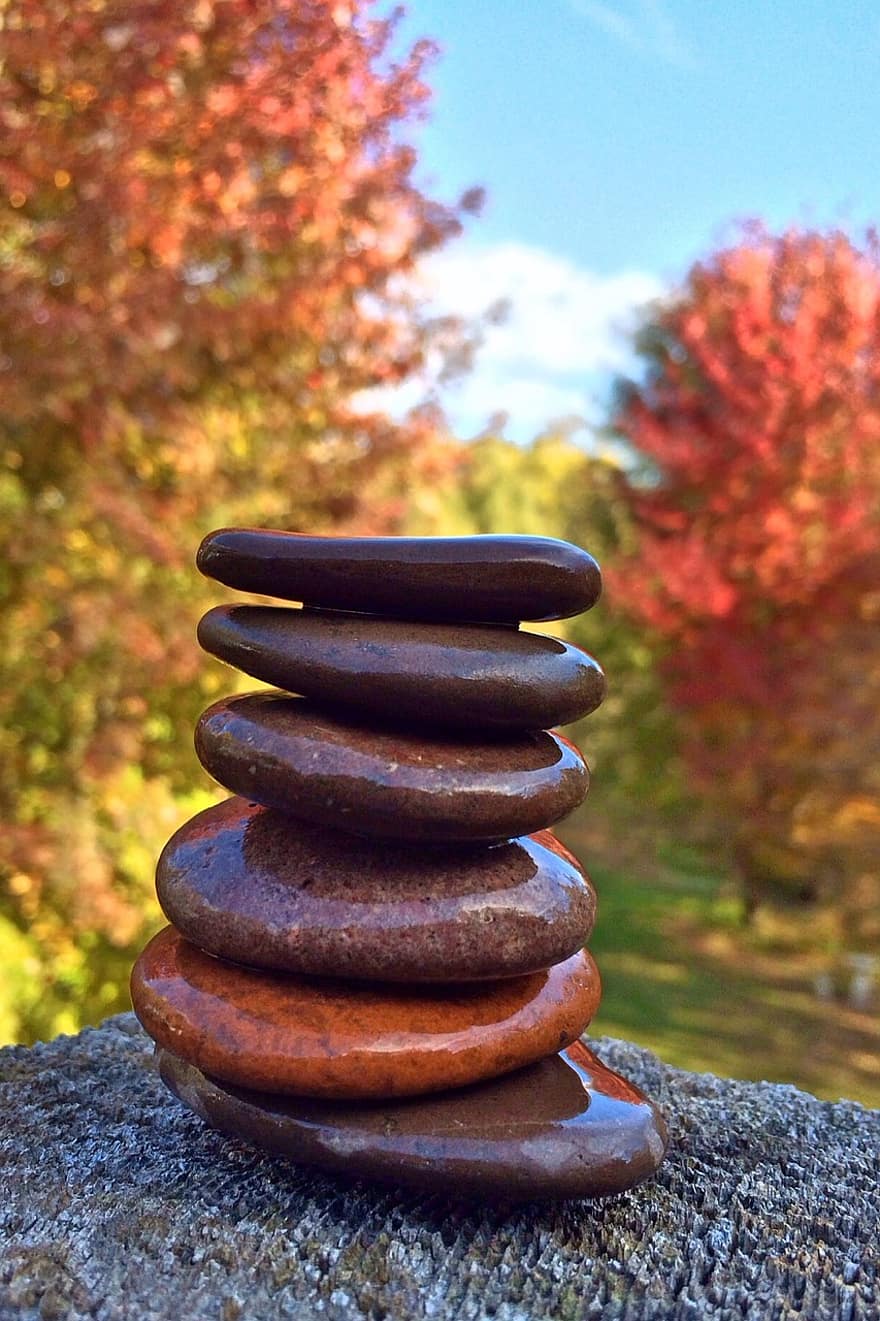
[383, 1, 880, 440]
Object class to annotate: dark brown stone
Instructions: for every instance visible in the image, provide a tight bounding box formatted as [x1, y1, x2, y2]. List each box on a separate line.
[194, 693, 589, 842]
[156, 797, 597, 982]
[196, 530, 601, 623]
[130, 927, 601, 1099]
[197, 606, 605, 732]
[157, 1039, 668, 1201]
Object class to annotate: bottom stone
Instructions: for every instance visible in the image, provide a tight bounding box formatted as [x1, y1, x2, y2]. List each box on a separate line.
[157, 1040, 668, 1202]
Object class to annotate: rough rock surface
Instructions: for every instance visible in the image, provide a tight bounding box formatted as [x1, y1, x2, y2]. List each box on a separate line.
[1, 1015, 877, 1320]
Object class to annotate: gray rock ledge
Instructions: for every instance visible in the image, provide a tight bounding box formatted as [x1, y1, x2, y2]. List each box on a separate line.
[0, 1014, 877, 1321]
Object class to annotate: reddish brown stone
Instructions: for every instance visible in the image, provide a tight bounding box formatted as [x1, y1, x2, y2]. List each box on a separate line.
[156, 797, 596, 982]
[194, 693, 589, 842]
[197, 606, 605, 732]
[196, 530, 601, 623]
[130, 927, 601, 1099]
[157, 1039, 668, 1201]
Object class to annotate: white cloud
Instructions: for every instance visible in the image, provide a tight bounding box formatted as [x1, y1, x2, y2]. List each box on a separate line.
[427, 242, 661, 377]
[564, 0, 698, 71]
[372, 241, 664, 443]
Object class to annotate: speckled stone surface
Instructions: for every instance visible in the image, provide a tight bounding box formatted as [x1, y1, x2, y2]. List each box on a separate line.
[3, 1015, 877, 1321]
[157, 1039, 668, 1202]
[197, 605, 606, 732]
[195, 693, 589, 843]
[131, 929, 601, 1099]
[156, 798, 596, 982]
[196, 530, 602, 623]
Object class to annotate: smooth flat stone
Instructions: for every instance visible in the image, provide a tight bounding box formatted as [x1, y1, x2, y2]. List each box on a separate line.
[195, 694, 589, 842]
[196, 530, 601, 623]
[131, 927, 601, 1099]
[156, 797, 597, 982]
[197, 606, 605, 732]
[157, 1039, 668, 1202]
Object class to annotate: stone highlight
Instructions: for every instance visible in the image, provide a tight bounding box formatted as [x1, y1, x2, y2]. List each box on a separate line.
[131, 927, 601, 1099]
[197, 604, 606, 732]
[194, 692, 589, 842]
[196, 530, 602, 622]
[156, 797, 597, 982]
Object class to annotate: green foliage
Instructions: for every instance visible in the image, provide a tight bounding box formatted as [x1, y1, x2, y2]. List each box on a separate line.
[559, 818, 880, 1107]
[407, 431, 692, 853]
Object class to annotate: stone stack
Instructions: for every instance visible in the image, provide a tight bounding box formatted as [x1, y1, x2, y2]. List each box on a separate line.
[130, 529, 668, 1201]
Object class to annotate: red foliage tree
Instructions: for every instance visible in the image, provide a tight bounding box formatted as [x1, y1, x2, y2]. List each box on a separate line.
[612, 226, 880, 930]
[0, 0, 478, 1039]
[0, 0, 473, 450]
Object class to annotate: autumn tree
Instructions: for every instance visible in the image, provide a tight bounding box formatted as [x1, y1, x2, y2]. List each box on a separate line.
[611, 226, 880, 937]
[0, 0, 478, 1040]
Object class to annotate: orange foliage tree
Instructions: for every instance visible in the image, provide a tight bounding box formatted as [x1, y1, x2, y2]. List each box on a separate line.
[612, 226, 880, 935]
[0, 0, 477, 1039]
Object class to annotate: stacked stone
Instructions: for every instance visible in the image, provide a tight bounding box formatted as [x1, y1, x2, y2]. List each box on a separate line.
[130, 530, 668, 1201]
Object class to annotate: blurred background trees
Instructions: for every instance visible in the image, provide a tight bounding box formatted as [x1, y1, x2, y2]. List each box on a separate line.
[0, 0, 476, 1039]
[0, 2, 877, 1100]
[611, 228, 880, 945]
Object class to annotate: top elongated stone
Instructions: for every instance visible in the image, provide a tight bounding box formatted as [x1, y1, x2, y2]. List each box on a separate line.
[196, 529, 601, 623]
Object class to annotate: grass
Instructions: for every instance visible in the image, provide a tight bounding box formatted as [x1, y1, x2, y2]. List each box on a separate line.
[558, 819, 880, 1108]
